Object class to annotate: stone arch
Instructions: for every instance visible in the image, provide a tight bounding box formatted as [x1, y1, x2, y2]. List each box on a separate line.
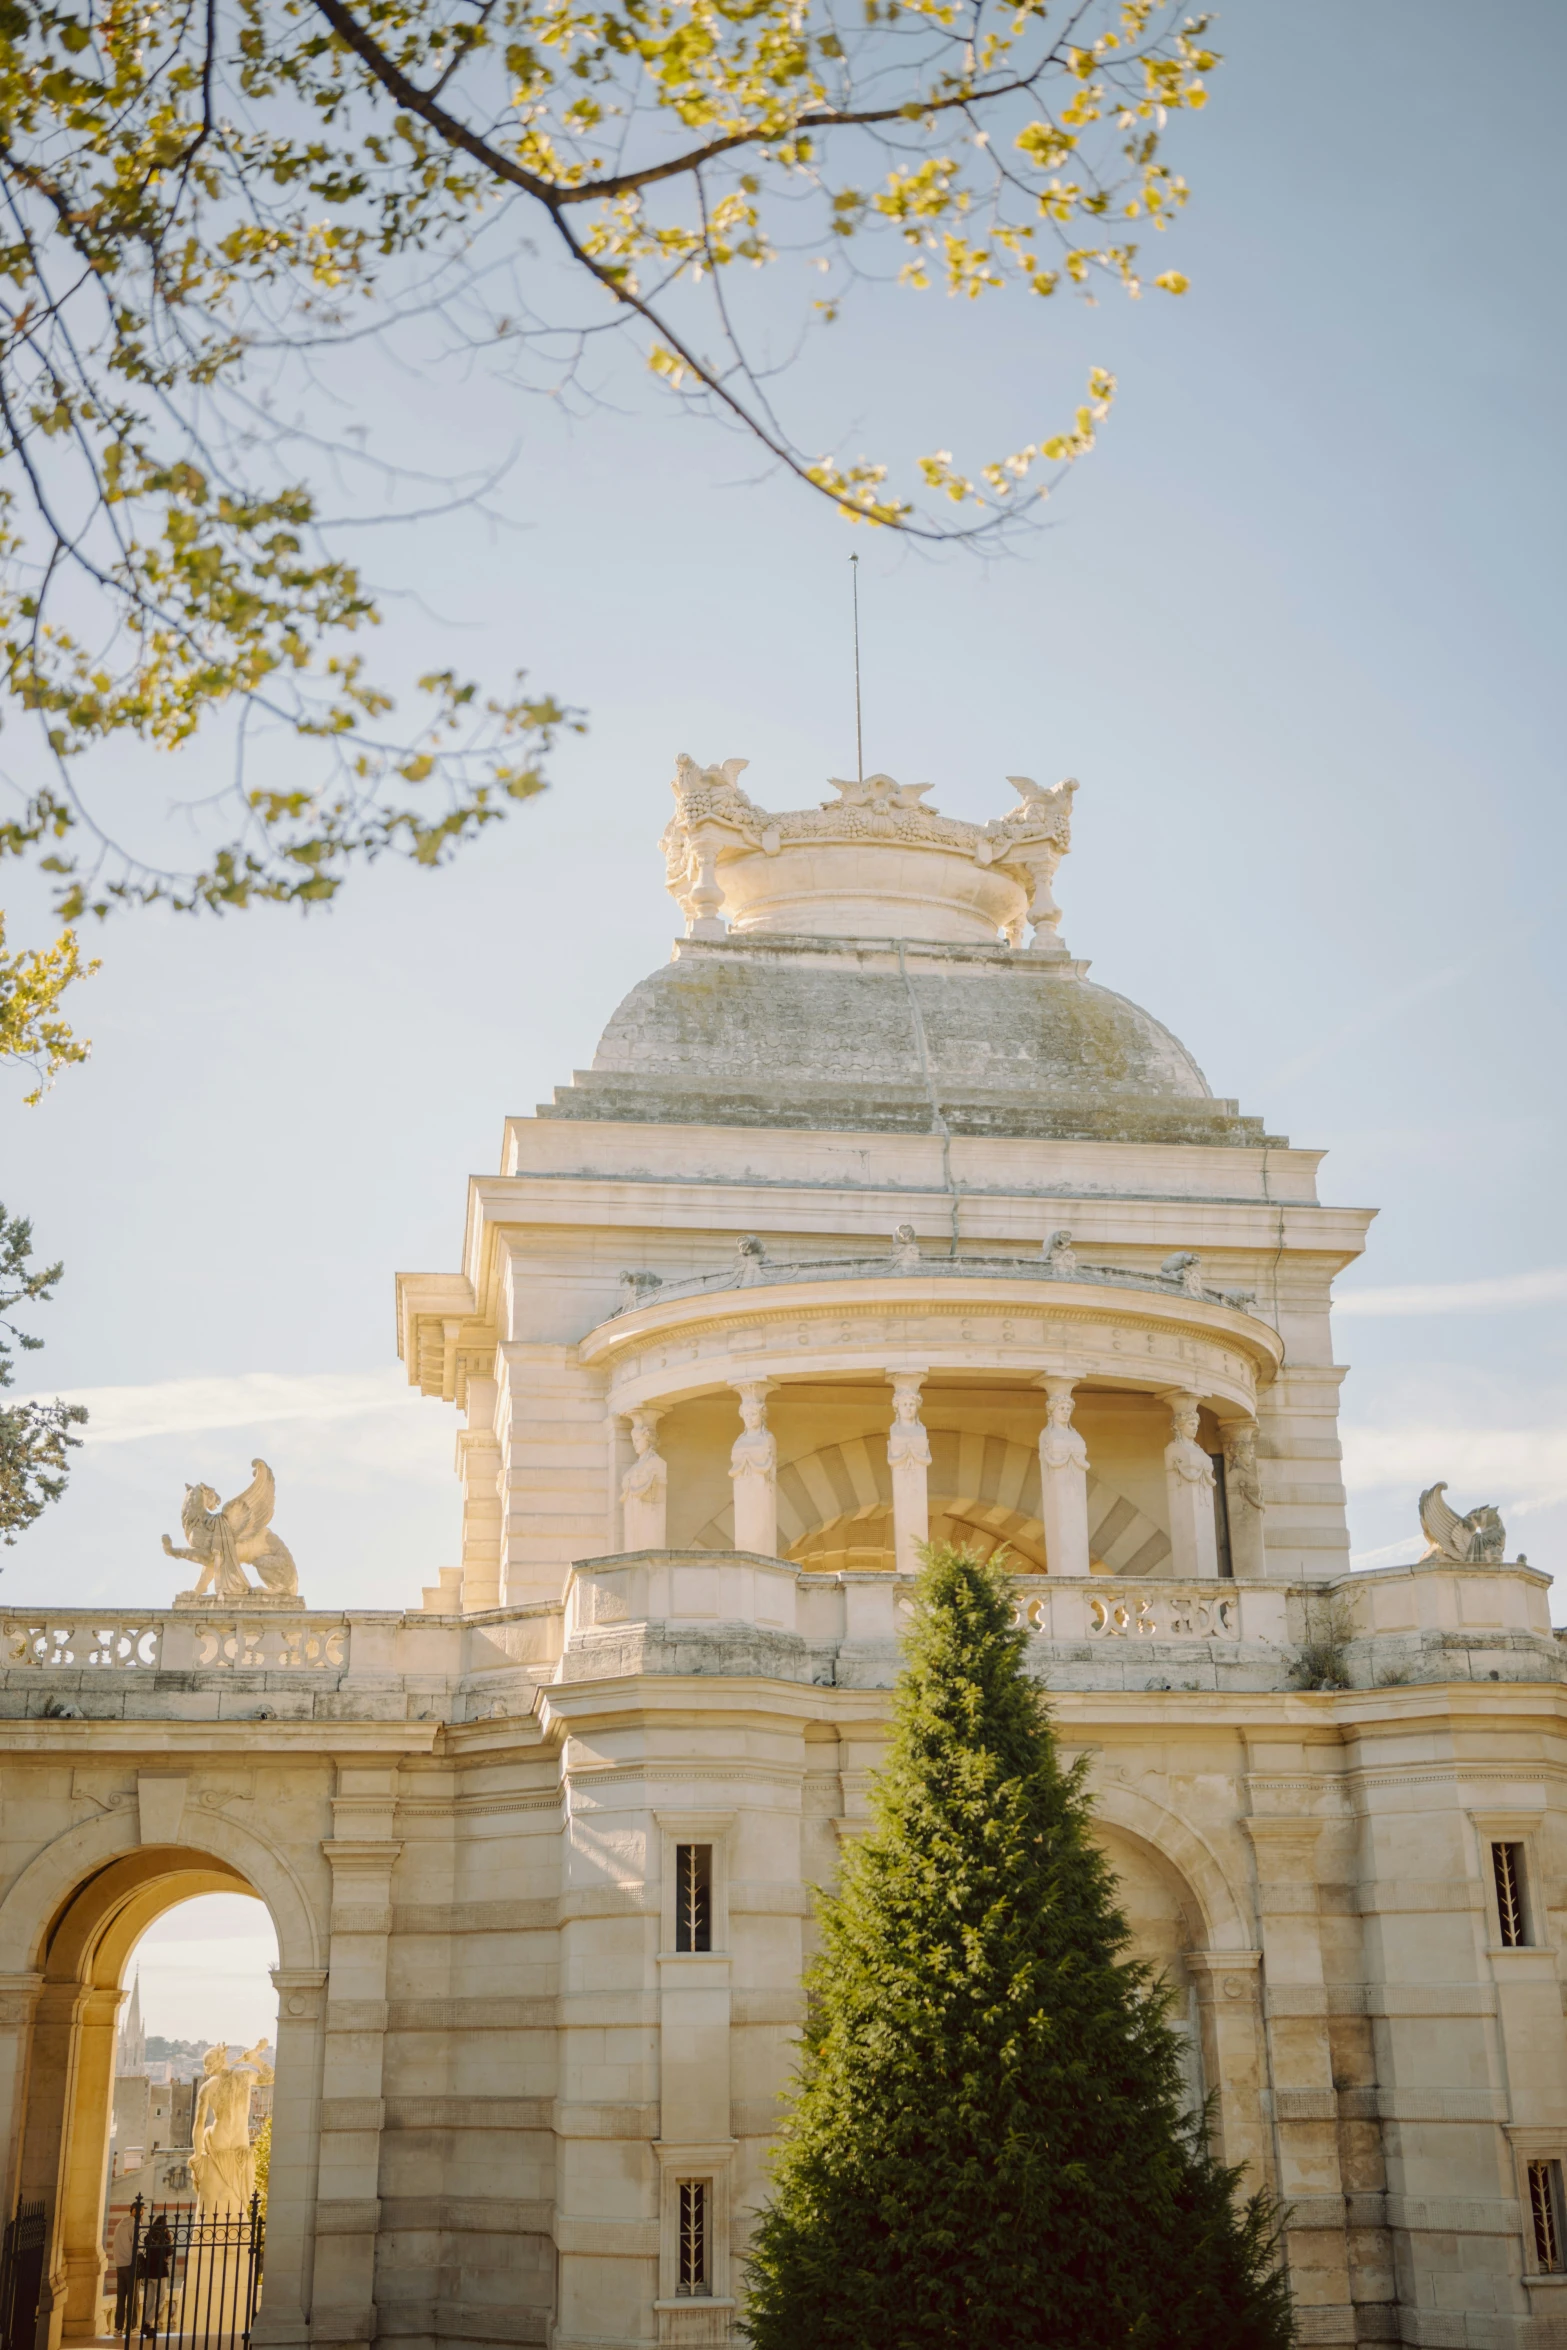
[1086, 1780, 1253, 1957]
[0, 1800, 321, 1978]
[0, 1806, 324, 2350]
[691, 1430, 1171, 1575]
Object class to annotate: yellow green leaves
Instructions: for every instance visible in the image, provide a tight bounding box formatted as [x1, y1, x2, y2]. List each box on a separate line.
[0, 917, 97, 1103]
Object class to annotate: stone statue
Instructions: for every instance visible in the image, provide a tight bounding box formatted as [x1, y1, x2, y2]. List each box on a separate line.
[1043, 1229, 1078, 1276]
[1036, 1375, 1090, 1577]
[730, 1380, 778, 1555]
[620, 1411, 668, 1551]
[887, 1377, 933, 1470]
[163, 1459, 299, 1603]
[1419, 1483, 1506, 1566]
[1165, 1395, 1215, 1493]
[890, 1223, 922, 1272]
[1161, 1250, 1207, 1298]
[887, 1372, 931, 1574]
[618, 1269, 662, 1311]
[190, 2040, 273, 2217]
[735, 1234, 768, 1284]
[1039, 1383, 1089, 1478]
[1163, 1390, 1220, 1579]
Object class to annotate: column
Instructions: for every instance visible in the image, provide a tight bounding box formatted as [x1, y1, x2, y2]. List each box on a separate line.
[24, 1981, 89, 2350]
[887, 1371, 931, 1575]
[1221, 1418, 1268, 1579]
[1163, 1391, 1219, 1579]
[310, 1767, 401, 2344]
[55, 1987, 120, 2340]
[729, 1381, 777, 1557]
[251, 1969, 328, 2350]
[1035, 1375, 1090, 1577]
[620, 1410, 669, 1552]
[1244, 1816, 1353, 2340]
[0, 1974, 43, 2235]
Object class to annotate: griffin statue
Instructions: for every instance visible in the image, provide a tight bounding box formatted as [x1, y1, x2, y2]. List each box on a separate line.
[1418, 1482, 1507, 1567]
[163, 1458, 300, 1601]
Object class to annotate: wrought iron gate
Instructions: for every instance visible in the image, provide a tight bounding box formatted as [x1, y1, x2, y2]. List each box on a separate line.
[120, 2198, 264, 2350]
[0, 2196, 45, 2350]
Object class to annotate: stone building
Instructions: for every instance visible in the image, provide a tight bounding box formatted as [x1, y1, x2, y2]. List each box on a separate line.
[0, 756, 1563, 2350]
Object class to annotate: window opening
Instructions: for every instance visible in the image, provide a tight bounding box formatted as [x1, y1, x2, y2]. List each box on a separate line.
[677, 2180, 710, 2296]
[1492, 1842, 1529, 1948]
[675, 1844, 712, 1953]
[1529, 2161, 1565, 2273]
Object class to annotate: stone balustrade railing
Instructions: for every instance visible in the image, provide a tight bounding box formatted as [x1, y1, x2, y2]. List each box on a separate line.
[0, 1556, 1557, 1716]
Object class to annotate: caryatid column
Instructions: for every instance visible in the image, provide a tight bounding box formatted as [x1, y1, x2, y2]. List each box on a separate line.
[619, 1408, 668, 1551]
[1163, 1391, 1220, 1579]
[887, 1371, 931, 1575]
[729, 1381, 778, 1557]
[1035, 1375, 1090, 1577]
[1221, 1418, 1267, 1577]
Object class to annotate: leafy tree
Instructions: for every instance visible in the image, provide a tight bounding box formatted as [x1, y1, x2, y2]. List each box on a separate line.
[0, 1206, 87, 1545]
[0, 0, 1215, 916]
[743, 1543, 1292, 2350]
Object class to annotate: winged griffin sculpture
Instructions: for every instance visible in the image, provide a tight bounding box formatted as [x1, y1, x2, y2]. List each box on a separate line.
[163, 1458, 300, 1601]
[1418, 1482, 1506, 1566]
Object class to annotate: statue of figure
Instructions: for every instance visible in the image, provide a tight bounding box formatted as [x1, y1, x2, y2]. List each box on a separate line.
[620, 1411, 668, 1551]
[730, 1382, 778, 1557]
[163, 1460, 298, 1602]
[618, 1269, 662, 1312]
[890, 1223, 922, 1273]
[1043, 1229, 1078, 1276]
[1419, 1483, 1506, 1565]
[887, 1378, 933, 1469]
[1161, 1250, 1207, 1299]
[1165, 1395, 1216, 1492]
[1039, 1384, 1089, 1476]
[1222, 1422, 1263, 1513]
[735, 1234, 768, 1284]
[190, 2041, 273, 2218]
[730, 1384, 776, 1483]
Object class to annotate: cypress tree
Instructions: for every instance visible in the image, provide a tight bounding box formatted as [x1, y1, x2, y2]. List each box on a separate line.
[743, 1544, 1292, 2350]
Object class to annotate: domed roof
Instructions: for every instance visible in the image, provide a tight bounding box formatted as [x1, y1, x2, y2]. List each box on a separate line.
[537, 760, 1280, 1149]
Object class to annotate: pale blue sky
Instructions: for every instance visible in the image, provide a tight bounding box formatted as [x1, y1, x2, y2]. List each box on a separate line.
[5, 0, 1565, 1610]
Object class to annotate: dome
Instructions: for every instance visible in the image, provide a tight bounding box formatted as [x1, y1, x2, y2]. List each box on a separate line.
[538, 759, 1281, 1149]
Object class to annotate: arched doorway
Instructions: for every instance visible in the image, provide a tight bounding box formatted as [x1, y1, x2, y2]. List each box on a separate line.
[0, 1821, 321, 2350]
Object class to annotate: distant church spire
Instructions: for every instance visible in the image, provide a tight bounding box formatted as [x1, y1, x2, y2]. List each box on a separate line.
[119, 1973, 146, 2074]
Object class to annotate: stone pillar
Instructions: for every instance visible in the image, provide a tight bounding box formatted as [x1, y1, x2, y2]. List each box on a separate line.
[1244, 1816, 1354, 2342]
[887, 1371, 931, 1575]
[455, 1373, 504, 1611]
[23, 1981, 91, 2350]
[1035, 1375, 1090, 1577]
[251, 1969, 329, 2350]
[620, 1409, 669, 1552]
[1163, 1391, 1219, 1580]
[311, 1767, 401, 2345]
[729, 1381, 777, 1558]
[0, 1974, 43, 2231]
[1221, 1419, 1267, 1579]
[55, 1987, 120, 2341]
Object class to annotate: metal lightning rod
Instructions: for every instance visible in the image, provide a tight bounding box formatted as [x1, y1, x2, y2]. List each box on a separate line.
[850, 553, 864, 785]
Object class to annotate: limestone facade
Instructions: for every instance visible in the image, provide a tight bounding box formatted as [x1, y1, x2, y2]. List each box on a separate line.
[0, 759, 1564, 2350]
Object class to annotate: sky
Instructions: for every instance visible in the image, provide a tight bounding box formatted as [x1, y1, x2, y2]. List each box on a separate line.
[128, 1895, 280, 2049]
[4, 0, 1566, 1612]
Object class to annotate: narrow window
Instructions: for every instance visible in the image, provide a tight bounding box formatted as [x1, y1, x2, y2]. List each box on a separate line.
[1529, 2161, 1565, 2273]
[677, 2180, 710, 2296]
[675, 1844, 712, 1953]
[1492, 1841, 1529, 1947]
[1210, 1451, 1234, 1580]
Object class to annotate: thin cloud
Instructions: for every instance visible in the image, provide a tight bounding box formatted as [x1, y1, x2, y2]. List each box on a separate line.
[1334, 1267, 1567, 1318]
[10, 1367, 423, 1446]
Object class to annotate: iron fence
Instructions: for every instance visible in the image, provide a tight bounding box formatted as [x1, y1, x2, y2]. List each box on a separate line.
[120, 2198, 264, 2350]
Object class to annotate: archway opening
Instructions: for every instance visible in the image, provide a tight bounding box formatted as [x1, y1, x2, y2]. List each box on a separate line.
[11, 1853, 284, 2350]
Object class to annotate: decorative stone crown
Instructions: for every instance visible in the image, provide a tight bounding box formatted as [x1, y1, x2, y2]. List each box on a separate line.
[659, 757, 1077, 950]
